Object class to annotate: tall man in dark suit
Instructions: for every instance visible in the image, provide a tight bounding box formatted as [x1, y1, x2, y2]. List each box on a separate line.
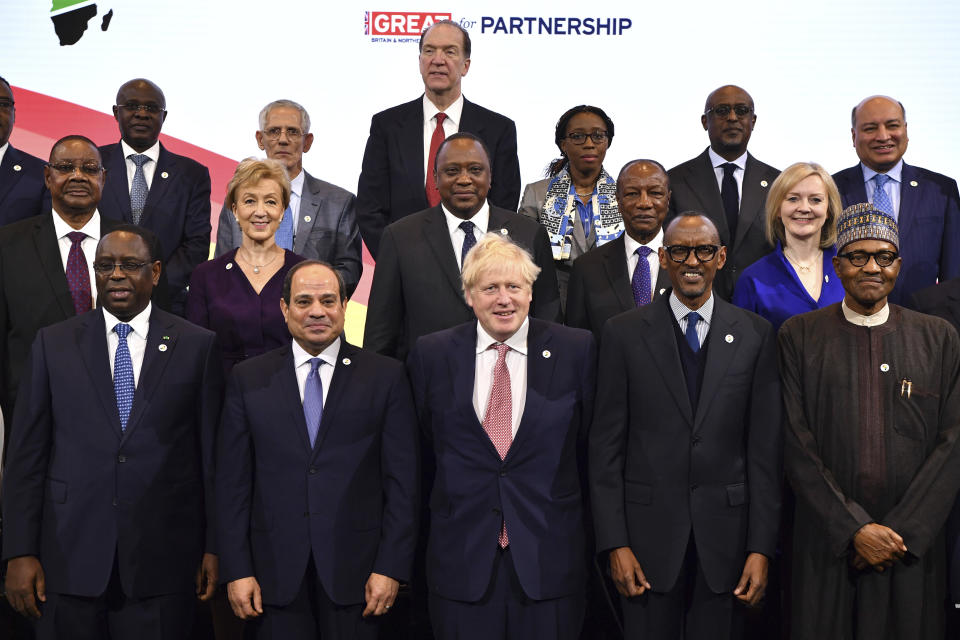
[0, 135, 122, 424]
[566, 159, 672, 340]
[215, 100, 362, 296]
[408, 233, 596, 639]
[217, 261, 418, 639]
[357, 20, 520, 257]
[833, 95, 960, 306]
[667, 85, 780, 300]
[2, 226, 221, 639]
[364, 132, 559, 362]
[0, 75, 49, 225]
[590, 213, 781, 637]
[98, 78, 212, 314]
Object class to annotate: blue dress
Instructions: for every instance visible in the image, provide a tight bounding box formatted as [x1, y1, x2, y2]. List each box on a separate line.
[732, 244, 844, 332]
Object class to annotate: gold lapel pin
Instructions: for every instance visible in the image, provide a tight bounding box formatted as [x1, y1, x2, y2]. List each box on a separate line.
[226, 263, 233, 270]
[910, 180, 918, 187]
[725, 334, 734, 343]
[304, 216, 312, 222]
[13, 164, 22, 172]
[161, 171, 169, 179]
[880, 363, 890, 372]
[342, 357, 351, 366]
[659, 288, 666, 295]
[760, 180, 768, 188]
[542, 350, 551, 358]
[499, 228, 508, 235]
[158, 344, 168, 352]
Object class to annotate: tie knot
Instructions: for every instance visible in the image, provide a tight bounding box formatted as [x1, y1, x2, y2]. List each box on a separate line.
[489, 343, 510, 358]
[874, 173, 890, 187]
[722, 162, 738, 176]
[114, 323, 132, 339]
[308, 357, 323, 375]
[67, 231, 86, 244]
[636, 246, 652, 258]
[128, 153, 150, 168]
[686, 311, 701, 326]
[436, 112, 447, 125]
[460, 220, 475, 234]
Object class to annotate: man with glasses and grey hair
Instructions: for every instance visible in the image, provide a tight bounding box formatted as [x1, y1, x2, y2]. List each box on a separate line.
[216, 99, 361, 297]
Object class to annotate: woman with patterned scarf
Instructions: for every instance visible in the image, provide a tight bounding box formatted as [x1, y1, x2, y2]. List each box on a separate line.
[519, 105, 623, 310]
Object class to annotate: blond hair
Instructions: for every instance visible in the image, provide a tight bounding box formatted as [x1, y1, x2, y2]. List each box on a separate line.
[765, 162, 841, 249]
[224, 157, 291, 212]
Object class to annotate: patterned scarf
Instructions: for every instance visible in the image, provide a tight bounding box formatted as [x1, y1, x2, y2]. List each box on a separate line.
[540, 167, 622, 261]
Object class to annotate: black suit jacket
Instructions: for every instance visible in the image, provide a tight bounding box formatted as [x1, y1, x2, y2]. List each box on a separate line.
[0, 145, 49, 226]
[364, 204, 560, 361]
[667, 148, 780, 300]
[2, 307, 222, 599]
[565, 235, 671, 341]
[589, 294, 781, 593]
[356, 96, 521, 257]
[0, 213, 122, 422]
[98, 142, 211, 307]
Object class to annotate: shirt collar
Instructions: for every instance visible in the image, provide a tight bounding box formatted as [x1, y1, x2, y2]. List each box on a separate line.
[624, 227, 664, 261]
[841, 299, 890, 326]
[52, 209, 102, 241]
[475, 316, 529, 356]
[708, 147, 747, 171]
[103, 302, 152, 338]
[423, 93, 465, 127]
[443, 201, 490, 237]
[292, 336, 341, 369]
[120, 139, 160, 164]
[860, 159, 903, 184]
[669, 291, 714, 325]
[288, 169, 305, 199]
[0, 142, 8, 165]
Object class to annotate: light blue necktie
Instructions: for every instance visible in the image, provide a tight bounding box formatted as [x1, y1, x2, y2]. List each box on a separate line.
[872, 173, 895, 218]
[114, 323, 135, 431]
[302, 358, 324, 448]
[128, 154, 150, 225]
[275, 205, 294, 250]
[459, 220, 476, 270]
[685, 312, 701, 354]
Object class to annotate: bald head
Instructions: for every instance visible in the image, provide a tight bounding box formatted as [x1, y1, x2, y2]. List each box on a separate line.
[701, 85, 756, 160]
[851, 95, 908, 173]
[113, 78, 167, 152]
[664, 212, 721, 245]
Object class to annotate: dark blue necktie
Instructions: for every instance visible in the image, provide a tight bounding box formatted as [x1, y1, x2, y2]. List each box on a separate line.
[460, 220, 476, 269]
[721, 163, 739, 242]
[632, 246, 652, 307]
[685, 311, 701, 354]
[113, 323, 135, 431]
[302, 358, 324, 447]
[873, 173, 895, 217]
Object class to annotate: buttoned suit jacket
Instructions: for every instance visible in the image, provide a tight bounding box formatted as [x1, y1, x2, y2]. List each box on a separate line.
[216, 340, 419, 606]
[0, 213, 123, 422]
[214, 170, 362, 297]
[667, 148, 780, 300]
[356, 96, 521, 257]
[0, 145, 49, 226]
[1, 306, 222, 599]
[363, 204, 560, 362]
[98, 142, 211, 304]
[565, 235, 671, 341]
[407, 318, 596, 602]
[589, 293, 781, 593]
[833, 162, 960, 306]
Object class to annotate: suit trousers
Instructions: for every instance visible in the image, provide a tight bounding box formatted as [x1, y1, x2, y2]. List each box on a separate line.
[621, 535, 743, 639]
[34, 555, 195, 640]
[429, 546, 585, 640]
[245, 554, 377, 640]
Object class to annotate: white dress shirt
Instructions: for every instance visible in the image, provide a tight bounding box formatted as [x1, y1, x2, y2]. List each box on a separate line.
[0, 142, 8, 166]
[52, 209, 102, 309]
[708, 147, 747, 205]
[669, 292, 714, 348]
[120, 140, 160, 191]
[473, 318, 528, 437]
[293, 337, 340, 405]
[423, 93, 464, 183]
[289, 169, 305, 236]
[104, 302, 151, 387]
[443, 202, 490, 270]
[841, 299, 890, 326]
[624, 228, 664, 294]
[861, 160, 903, 220]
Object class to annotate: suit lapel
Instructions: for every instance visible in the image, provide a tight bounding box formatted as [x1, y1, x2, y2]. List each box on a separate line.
[602, 237, 635, 311]
[840, 166, 868, 207]
[293, 172, 323, 255]
[0, 147, 23, 205]
[691, 150, 726, 232]
[103, 144, 133, 220]
[693, 300, 740, 431]
[33, 215, 75, 318]
[142, 145, 175, 223]
[77, 309, 124, 438]
[122, 308, 177, 441]
[507, 321, 555, 460]
[460, 99, 487, 142]
[423, 207, 467, 301]
[400, 100, 426, 206]
[642, 297, 693, 423]
[310, 339, 356, 459]
[273, 346, 313, 454]
[735, 155, 769, 248]
[898, 163, 920, 238]
[449, 322, 503, 460]
[653, 266, 671, 300]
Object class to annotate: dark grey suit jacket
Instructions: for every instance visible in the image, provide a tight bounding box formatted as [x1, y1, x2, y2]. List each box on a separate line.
[667, 148, 780, 300]
[215, 170, 362, 297]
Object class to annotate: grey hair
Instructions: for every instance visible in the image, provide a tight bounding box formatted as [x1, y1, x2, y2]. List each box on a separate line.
[258, 99, 311, 134]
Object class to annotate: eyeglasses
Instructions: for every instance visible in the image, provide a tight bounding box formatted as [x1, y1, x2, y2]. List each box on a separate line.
[47, 163, 103, 176]
[565, 131, 609, 145]
[0, 100, 14, 110]
[663, 244, 721, 263]
[116, 103, 165, 114]
[92, 261, 150, 275]
[704, 104, 753, 118]
[263, 127, 303, 140]
[837, 250, 899, 268]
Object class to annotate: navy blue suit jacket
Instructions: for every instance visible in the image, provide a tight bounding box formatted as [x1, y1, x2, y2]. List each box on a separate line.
[834, 162, 960, 305]
[0, 145, 49, 226]
[98, 142, 212, 305]
[407, 318, 596, 602]
[1, 307, 222, 599]
[356, 96, 521, 257]
[216, 340, 419, 607]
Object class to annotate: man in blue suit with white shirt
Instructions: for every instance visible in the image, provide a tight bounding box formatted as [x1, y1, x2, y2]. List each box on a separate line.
[833, 95, 960, 305]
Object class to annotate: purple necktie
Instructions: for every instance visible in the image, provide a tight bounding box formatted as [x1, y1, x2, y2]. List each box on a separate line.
[632, 246, 653, 307]
[65, 231, 92, 314]
[302, 358, 324, 448]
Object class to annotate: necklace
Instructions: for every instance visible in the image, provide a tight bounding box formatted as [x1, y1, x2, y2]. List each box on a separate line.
[784, 249, 821, 274]
[237, 248, 280, 274]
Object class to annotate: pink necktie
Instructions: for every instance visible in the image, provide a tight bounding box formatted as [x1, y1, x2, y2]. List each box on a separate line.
[483, 343, 512, 547]
[425, 112, 448, 207]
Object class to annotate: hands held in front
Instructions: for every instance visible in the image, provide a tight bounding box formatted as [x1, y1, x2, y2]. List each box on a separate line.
[733, 552, 768, 606]
[853, 523, 907, 571]
[362, 572, 399, 617]
[5, 555, 46, 618]
[609, 546, 651, 597]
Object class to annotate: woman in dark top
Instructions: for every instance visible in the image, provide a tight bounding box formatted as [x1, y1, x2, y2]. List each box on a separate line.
[187, 158, 304, 375]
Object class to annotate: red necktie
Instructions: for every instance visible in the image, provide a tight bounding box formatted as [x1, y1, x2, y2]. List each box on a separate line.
[66, 231, 92, 314]
[483, 343, 513, 547]
[425, 112, 448, 207]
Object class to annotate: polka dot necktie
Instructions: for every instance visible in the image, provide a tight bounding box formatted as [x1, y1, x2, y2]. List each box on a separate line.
[632, 246, 653, 307]
[483, 343, 513, 547]
[302, 358, 324, 448]
[113, 323, 135, 431]
[128, 154, 150, 225]
[65, 231, 91, 314]
[873, 173, 895, 218]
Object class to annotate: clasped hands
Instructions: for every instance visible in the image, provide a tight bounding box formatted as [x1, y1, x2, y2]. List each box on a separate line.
[851, 523, 907, 572]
